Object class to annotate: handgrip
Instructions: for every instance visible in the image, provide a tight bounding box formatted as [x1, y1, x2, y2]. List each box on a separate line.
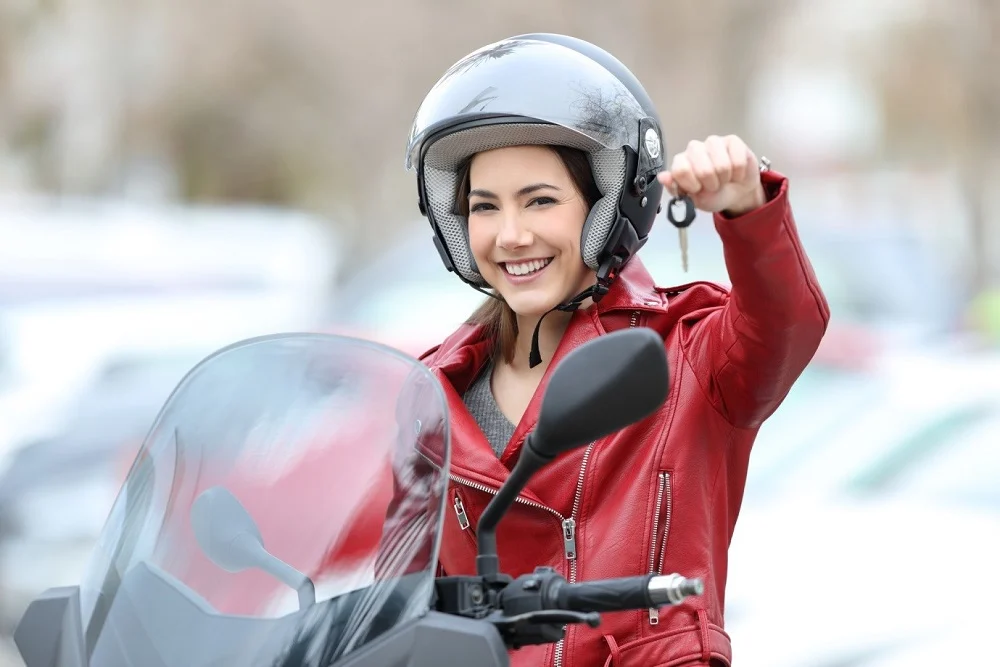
[544, 575, 653, 613]
[544, 574, 703, 613]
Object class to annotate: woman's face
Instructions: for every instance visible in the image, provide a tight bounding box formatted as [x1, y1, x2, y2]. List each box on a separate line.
[466, 145, 595, 317]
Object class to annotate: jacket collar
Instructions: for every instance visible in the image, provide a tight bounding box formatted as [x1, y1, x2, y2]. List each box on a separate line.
[429, 256, 668, 377]
[424, 257, 670, 494]
[431, 257, 667, 368]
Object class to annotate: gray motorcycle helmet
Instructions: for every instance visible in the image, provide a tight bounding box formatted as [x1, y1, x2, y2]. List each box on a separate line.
[405, 34, 666, 293]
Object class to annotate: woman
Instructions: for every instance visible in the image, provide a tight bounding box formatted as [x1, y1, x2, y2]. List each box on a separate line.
[403, 33, 829, 666]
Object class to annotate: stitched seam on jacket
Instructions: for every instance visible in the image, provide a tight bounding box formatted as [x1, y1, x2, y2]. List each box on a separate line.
[777, 199, 830, 326]
[709, 425, 740, 501]
[702, 180, 829, 426]
[677, 312, 739, 426]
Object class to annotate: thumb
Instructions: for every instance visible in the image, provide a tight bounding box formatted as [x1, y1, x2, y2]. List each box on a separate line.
[656, 170, 679, 197]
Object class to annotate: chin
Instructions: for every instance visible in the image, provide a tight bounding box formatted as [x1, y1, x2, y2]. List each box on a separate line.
[502, 291, 564, 318]
[504, 285, 589, 318]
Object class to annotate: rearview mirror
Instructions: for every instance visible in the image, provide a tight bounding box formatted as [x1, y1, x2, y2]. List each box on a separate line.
[191, 486, 266, 573]
[191, 486, 316, 608]
[529, 326, 669, 461]
[475, 327, 669, 578]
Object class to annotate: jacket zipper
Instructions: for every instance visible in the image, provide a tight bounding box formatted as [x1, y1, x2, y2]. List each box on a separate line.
[453, 493, 470, 530]
[450, 442, 594, 667]
[647, 471, 672, 625]
[554, 311, 639, 665]
[450, 441, 593, 571]
[655, 473, 673, 577]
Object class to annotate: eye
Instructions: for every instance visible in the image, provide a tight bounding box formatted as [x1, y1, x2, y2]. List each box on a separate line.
[528, 196, 557, 207]
[469, 201, 497, 214]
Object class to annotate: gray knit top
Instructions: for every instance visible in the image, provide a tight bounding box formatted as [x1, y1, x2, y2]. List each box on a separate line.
[462, 359, 516, 458]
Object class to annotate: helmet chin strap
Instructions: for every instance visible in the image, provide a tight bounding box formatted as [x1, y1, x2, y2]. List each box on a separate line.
[527, 255, 623, 369]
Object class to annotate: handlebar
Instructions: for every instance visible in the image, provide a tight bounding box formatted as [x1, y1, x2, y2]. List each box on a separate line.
[438, 568, 704, 649]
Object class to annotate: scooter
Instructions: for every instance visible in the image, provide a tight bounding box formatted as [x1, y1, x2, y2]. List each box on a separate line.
[14, 327, 701, 666]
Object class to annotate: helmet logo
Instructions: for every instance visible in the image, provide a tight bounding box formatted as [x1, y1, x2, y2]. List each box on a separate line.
[644, 128, 661, 159]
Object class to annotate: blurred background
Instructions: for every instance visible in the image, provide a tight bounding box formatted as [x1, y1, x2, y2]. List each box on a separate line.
[1, 0, 998, 665]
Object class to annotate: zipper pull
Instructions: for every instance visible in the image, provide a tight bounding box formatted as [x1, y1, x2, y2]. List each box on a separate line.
[453, 494, 470, 530]
[649, 607, 659, 625]
[562, 518, 577, 561]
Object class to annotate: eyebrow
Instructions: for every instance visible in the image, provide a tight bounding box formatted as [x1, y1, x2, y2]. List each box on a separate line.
[468, 183, 562, 199]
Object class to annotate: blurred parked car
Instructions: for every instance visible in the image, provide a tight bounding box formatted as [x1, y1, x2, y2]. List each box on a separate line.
[725, 394, 1000, 664]
[0, 274, 340, 631]
[724, 496, 1000, 667]
[0, 195, 341, 300]
[744, 347, 1000, 504]
[0, 288, 331, 475]
[0, 346, 209, 631]
[636, 211, 964, 348]
[0, 198, 342, 475]
[859, 405, 1000, 510]
[328, 229, 485, 357]
[1, 335, 415, 628]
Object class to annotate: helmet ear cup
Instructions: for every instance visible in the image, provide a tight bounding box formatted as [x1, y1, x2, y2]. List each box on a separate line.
[580, 203, 606, 265]
[579, 148, 632, 270]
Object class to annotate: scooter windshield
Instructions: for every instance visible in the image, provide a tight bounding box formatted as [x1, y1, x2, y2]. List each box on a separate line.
[75, 333, 450, 666]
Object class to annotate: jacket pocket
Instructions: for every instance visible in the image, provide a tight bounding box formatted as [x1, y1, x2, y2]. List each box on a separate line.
[602, 616, 732, 666]
[647, 470, 673, 625]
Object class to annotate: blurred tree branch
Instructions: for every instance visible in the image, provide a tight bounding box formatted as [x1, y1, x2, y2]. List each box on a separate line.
[873, 0, 998, 291]
[961, 0, 999, 290]
[0, 0, 995, 288]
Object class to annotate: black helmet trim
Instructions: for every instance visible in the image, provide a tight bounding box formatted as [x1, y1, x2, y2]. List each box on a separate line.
[417, 119, 627, 287]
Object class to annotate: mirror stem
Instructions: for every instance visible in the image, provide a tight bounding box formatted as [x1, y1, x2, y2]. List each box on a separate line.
[476, 439, 549, 578]
[241, 536, 316, 609]
[296, 580, 317, 610]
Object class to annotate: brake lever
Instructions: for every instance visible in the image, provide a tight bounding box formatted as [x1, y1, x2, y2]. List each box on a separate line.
[491, 609, 601, 629]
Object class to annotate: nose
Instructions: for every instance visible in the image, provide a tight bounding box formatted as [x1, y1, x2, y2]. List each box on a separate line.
[496, 210, 532, 251]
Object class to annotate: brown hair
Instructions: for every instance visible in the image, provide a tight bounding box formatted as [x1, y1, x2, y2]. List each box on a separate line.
[454, 145, 602, 364]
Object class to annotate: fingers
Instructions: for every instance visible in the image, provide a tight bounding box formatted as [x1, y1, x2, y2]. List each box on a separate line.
[705, 135, 732, 186]
[664, 137, 736, 195]
[656, 134, 761, 205]
[726, 135, 757, 184]
[656, 170, 678, 197]
[687, 139, 719, 192]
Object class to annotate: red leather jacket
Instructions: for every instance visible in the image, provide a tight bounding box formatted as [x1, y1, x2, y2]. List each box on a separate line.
[420, 171, 829, 667]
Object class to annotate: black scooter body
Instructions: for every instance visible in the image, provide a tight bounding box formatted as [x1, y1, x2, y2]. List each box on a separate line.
[16, 582, 510, 667]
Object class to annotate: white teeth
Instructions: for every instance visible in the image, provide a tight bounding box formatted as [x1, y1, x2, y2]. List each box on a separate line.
[505, 258, 551, 276]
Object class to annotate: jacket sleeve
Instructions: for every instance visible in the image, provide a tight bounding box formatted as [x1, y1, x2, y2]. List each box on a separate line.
[373, 364, 448, 579]
[373, 446, 441, 578]
[683, 170, 830, 429]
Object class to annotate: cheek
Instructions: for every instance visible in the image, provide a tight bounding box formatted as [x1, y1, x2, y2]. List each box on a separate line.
[549, 209, 585, 253]
[467, 221, 495, 263]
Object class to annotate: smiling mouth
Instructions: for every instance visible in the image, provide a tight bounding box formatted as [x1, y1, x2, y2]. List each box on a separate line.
[501, 258, 553, 276]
